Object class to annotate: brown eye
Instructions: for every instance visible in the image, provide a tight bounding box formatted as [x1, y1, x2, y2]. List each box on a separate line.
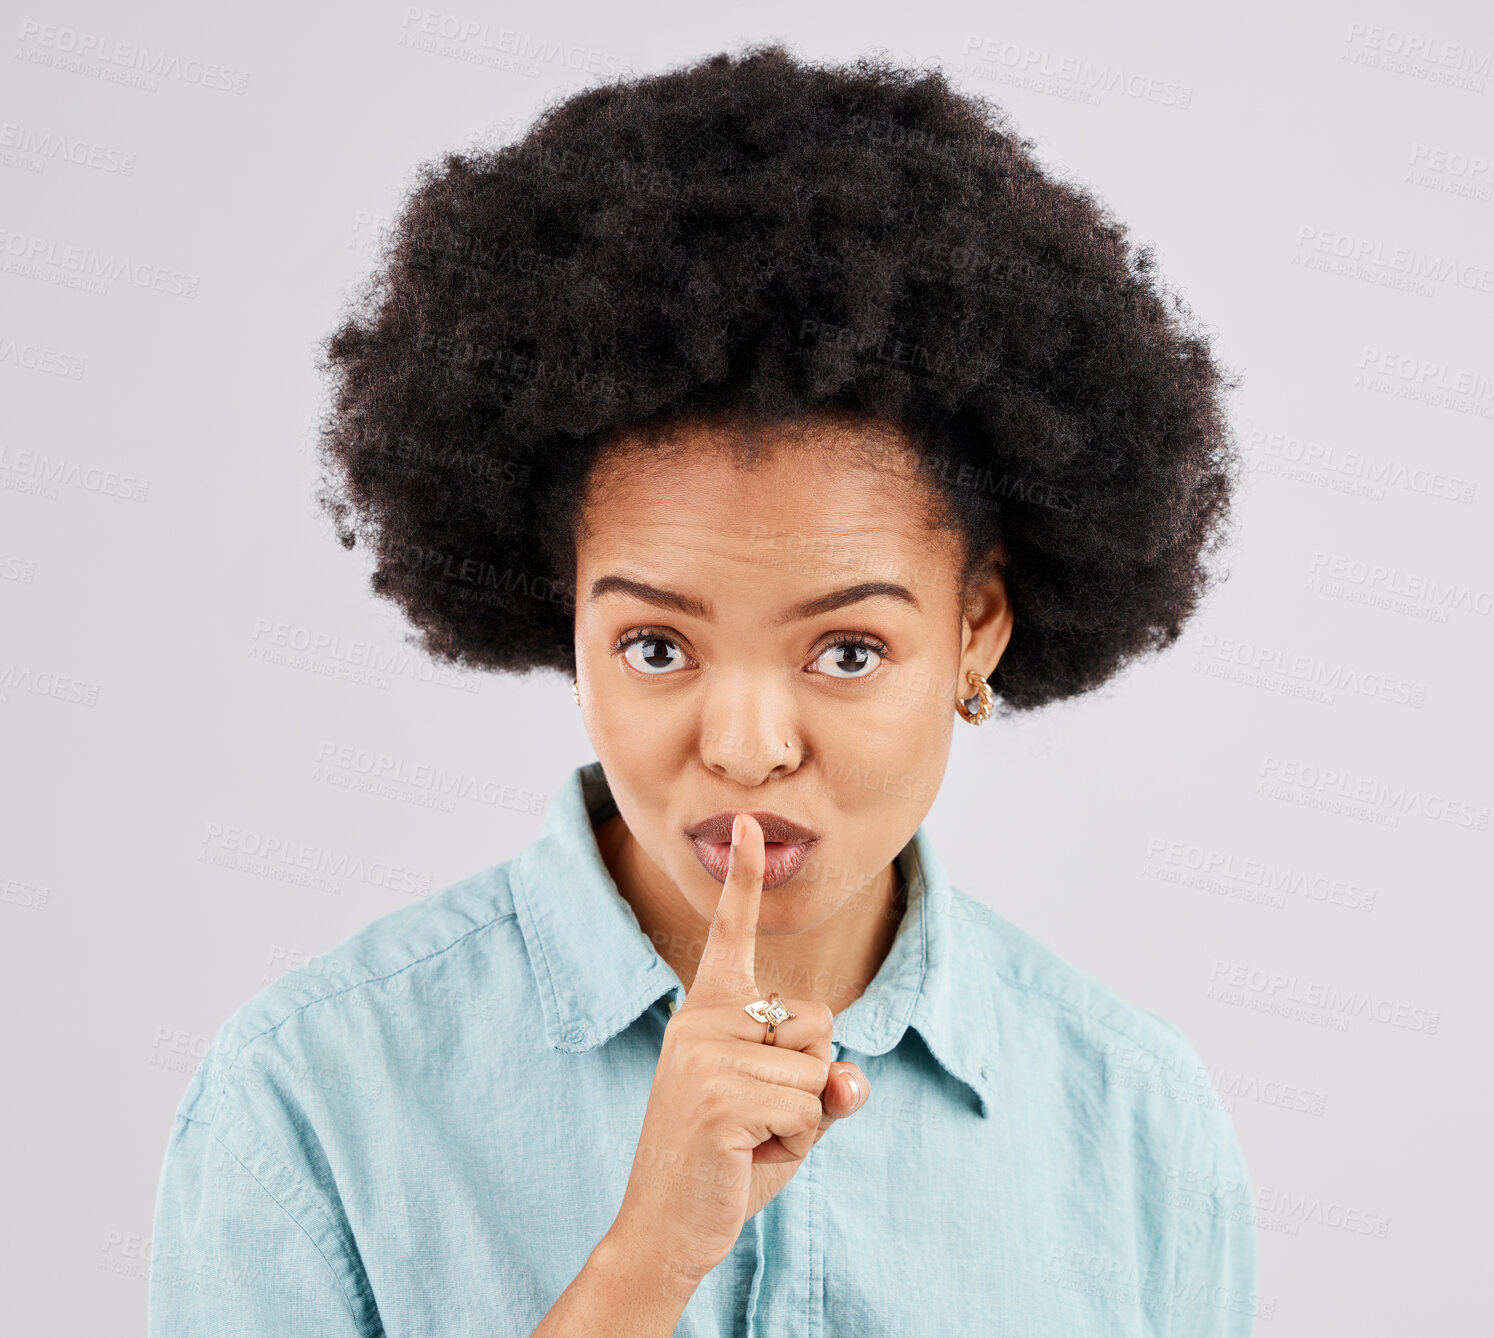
[812, 640, 884, 679]
[620, 633, 687, 674]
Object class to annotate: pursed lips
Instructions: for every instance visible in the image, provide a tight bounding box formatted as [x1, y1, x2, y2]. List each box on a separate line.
[683, 809, 821, 889]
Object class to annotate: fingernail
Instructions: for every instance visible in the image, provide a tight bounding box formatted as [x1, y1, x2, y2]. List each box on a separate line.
[731, 815, 742, 848]
[844, 1074, 860, 1105]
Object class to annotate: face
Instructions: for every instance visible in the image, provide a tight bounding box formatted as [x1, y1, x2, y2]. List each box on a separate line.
[571, 413, 1012, 936]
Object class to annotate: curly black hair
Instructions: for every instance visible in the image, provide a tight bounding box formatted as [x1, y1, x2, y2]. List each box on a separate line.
[314, 41, 1242, 715]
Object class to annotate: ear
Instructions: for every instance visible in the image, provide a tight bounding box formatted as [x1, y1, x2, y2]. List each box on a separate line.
[958, 543, 1014, 687]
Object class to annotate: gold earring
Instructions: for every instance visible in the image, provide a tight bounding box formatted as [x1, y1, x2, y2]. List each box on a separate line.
[571, 678, 580, 707]
[955, 670, 995, 725]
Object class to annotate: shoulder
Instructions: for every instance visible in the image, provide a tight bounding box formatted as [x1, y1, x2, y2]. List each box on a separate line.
[952, 885, 1188, 1054]
[176, 858, 522, 1127]
[949, 884, 1245, 1161]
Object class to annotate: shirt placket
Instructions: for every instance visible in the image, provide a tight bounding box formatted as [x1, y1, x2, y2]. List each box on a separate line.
[743, 1144, 824, 1338]
[740, 1037, 838, 1338]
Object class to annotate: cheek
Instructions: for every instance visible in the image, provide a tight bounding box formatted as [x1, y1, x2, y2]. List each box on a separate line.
[591, 717, 679, 804]
[817, 671, 952, 788]
[808, 721, 948, 873]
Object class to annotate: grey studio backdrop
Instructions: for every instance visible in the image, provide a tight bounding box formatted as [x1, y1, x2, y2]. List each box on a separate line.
[2, 1, 1489, 1333]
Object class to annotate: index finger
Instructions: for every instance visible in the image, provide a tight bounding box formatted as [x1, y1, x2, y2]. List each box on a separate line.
[688, 813, 764, 1002]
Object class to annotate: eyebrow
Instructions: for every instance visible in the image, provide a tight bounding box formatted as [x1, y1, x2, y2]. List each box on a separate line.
[587, 575, 920, 624]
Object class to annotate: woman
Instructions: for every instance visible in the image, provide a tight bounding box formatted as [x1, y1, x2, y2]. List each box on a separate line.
[150, 44, 1256, 1337]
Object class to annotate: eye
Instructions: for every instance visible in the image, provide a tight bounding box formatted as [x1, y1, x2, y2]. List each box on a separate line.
[615, 629, 693, 675]
[811, 635, 887, 679]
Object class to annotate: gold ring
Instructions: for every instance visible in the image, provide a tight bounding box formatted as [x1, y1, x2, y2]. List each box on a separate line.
[743, 991, 796, 1045]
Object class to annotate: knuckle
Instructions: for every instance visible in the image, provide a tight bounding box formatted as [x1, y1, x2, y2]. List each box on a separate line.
[697, 1080, 734, 1117]
[668, 1032, 711, 1074]
[686, 1041, 727, 1079]
[708, 1130, 741, 1162]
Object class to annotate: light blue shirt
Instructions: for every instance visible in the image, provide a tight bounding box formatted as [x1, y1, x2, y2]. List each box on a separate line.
[150, 761, 1257, 1336]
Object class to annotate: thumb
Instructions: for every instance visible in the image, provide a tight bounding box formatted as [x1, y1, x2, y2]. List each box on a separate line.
[819, 1061, 868, 1125]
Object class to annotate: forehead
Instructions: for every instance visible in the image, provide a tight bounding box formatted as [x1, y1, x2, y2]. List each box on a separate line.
[575, 418, 962, 598]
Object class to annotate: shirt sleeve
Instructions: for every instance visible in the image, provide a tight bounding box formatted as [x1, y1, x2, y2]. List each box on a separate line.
[1161, 1107, 1262, 1338]
[148, 1100, 379, 1337]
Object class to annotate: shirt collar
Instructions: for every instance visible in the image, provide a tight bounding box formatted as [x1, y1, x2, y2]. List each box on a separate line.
[508, 762, 998, 1116]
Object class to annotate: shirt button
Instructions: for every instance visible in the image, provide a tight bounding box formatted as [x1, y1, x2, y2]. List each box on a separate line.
[565, 1027, 586, 1044]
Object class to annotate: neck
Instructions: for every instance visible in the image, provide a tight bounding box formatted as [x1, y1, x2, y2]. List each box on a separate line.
[594, 814, 907, 1017]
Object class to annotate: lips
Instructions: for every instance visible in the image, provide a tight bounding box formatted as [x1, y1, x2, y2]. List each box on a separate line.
[684, 809, 821, 891]
[685, 810, 819, 845]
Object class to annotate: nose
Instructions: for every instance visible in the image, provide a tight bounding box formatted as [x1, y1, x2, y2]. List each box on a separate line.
[698, 674, 803, 784]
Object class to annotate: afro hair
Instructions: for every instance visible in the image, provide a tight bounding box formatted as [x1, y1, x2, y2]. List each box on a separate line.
[314, 41, 1242, 715]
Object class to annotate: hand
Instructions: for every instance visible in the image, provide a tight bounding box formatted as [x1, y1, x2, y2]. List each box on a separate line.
[605, 813, 871, 1292]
